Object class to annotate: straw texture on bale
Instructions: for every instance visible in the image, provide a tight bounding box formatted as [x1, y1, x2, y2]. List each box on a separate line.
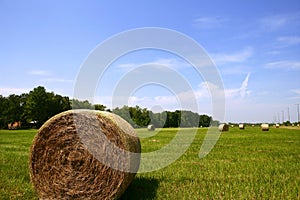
[218, 124, 229, 132]
[29, 110, 141, 200]
[261, 123, 269, 131]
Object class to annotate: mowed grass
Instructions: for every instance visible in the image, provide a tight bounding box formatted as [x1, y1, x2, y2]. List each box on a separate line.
[0, 129, 38, 199]
[1, 127, 300, 199]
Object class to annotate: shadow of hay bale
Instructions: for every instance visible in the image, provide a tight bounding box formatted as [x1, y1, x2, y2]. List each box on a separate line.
[120, 177, 159, 200]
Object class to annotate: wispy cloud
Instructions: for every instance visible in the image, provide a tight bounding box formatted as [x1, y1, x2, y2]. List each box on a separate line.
[275, 36, 300, 47]
[40, 78, 73, 83]
[211, 47, 253, 64]
[220, 73, 251, 99]
[116, 58, 190, 70]
[239, 73, 251, 98]
[28, 70, 51, 76]
[193, 16, 227, 29]
[0, 87, 30, 96]
[259, 12, 300, 31]
[231, 12, 300, 40]
[265, 60, 300, 70]
[96, 73, 251, 115]
[291, 89, 300, 99]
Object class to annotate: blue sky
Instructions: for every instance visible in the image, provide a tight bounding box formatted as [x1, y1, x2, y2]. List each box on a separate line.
[0, 0, 300, 123]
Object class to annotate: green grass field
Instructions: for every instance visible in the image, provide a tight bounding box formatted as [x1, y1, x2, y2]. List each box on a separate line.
[0, 127, 299, 199]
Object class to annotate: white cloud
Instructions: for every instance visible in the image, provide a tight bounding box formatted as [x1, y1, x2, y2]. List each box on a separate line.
[211, 47, 253, 64]
[115, 58, 191, 71]
[0, 87, 30, 96]
[28, 70, 51, 76]
[291, 89, 300, 99]
[94, 74, 251, 117]
[260, 15, 289, 31]
[259, 13, 300, 31]
[198, 74, 251, 102]
[265, 61, 300, 70]
[193, 16, 227, 29]
[40, 78, 73, 83]
[275, 36, 300, 48]
[223, 75, 251, 99]
[240, 73, 250, 98]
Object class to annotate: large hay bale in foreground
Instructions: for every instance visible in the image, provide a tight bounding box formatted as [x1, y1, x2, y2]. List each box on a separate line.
[29, 110, 141, 200]
[218, 123, 229, 132]
[261, 123, 269, 131]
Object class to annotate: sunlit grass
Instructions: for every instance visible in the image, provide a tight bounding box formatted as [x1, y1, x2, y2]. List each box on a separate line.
[1, 127, 299, 199]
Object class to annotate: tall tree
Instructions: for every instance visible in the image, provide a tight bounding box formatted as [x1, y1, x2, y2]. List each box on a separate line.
[113, 106, 135, 127]
[0, 95, 9, 128]
[24, 86, 50, 126]
[6, 94, 23, 123]
[199, 114, 212, 127]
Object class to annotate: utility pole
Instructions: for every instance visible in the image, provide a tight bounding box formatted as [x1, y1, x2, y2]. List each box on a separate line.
[278, 112, 280, 124]
[282, 110, 284, 124]
[296, 104, 300, 123]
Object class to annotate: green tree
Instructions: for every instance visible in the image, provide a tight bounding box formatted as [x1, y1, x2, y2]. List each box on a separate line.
[113, 106, 135, 127]
[94, 104, 107, 111]
[129, 106, 150, 127]
[199, 114, 212, 127]
[47, 93, 71, 117]
[71, 99, 93, 109]
[181, 110, 199, 127]
[283, 121, 292, 126]
[164, 111, 180, 127]
[0, 95, 9, 128]
[149, 111, 167, 128]
[6, 94, 23, 123]
[23, 86, 50, 126]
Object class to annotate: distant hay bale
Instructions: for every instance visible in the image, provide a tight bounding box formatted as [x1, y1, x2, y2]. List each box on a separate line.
[261, 123, 269, 131]
[147, 124, 155, 131]
[239, 124, 245, 129]
[275, 123, 280, 128]
[218, 123, 229, 132]
[29, 110, 141, 200]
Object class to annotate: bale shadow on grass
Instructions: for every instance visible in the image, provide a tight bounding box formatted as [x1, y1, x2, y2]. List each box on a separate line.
[120, 177, 159, 200]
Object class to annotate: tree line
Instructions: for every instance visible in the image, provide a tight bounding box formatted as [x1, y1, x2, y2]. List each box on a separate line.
[0, 86, 217, 129]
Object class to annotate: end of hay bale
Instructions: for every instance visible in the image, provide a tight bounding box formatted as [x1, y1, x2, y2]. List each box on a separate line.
[239, 124, 245, 129]
[218, 123, 229, 132]
[147, 124, 155, 131]
[261, 123, 269, 131]
[29, 110, 141, 199]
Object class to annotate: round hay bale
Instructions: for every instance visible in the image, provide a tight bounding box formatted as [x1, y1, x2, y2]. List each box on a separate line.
[147, 124, 155, 131]
[29, 110, 141, 200]
[275, 123, 280, 128]
[218, 123, 229, 132]
[261, 123, 269, 131]
[239, 124, 245, 129]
